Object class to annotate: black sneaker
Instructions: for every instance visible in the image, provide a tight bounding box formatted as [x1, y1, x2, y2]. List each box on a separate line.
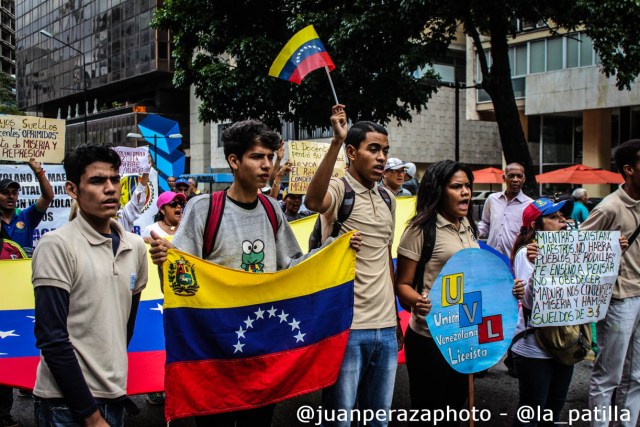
[0, 415, 18, 427]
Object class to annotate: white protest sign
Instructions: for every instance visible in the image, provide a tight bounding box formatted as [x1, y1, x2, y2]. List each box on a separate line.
[531, 230, 621, 327]
[0, 164, 72, 246]
[114, 146, 150, 175]
[288, 140, 346, 194]
[0, 115, 66, 163]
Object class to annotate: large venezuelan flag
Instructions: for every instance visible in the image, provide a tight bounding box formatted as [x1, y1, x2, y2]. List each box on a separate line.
[268, 25, 335, 84]
[0, 254, 166, 395]
[162, 232, 356, 421]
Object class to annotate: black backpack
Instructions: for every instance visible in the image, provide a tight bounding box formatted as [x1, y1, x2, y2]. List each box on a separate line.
[308, 177, 392, 251]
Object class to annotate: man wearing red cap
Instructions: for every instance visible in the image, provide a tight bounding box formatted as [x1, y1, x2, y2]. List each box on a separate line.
[0, 158, 54, 255]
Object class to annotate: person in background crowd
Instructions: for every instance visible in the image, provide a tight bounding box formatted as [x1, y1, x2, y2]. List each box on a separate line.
[117, 171, 149, 234]
[0, 158, 54, 256]
[174, 179, 190, 198]
[281, 188, 308, 222]
[509, 198, 600, 426]
[583, 139, 640, 427]
[31, 143, 147, 427]
[187, 178, 201, 200]
[570, 188, 589, 227]
[167, 176, 176, 192]
[477, 163, 532, 257]
[306, 105, 397, 427]
[403, 162, 419, 195]
[380, 158, 412, 197]
[142, 192, 185, 241]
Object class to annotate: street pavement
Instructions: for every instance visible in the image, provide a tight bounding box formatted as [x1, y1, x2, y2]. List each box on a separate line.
[10, 357, 599, 427]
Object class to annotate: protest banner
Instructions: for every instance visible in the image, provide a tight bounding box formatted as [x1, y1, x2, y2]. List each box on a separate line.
[0, 164, 71, 246]
[287, 140, 346, 194]
[114, 146, 151, 175]
[0, 115, 66, 163]
[531, 230, 621, 327]
[426, 248, 518, 374]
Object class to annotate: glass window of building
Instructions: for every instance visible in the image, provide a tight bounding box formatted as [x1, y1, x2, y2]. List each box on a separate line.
[546, 37, 563, 71]
[566, 34, 579, 68]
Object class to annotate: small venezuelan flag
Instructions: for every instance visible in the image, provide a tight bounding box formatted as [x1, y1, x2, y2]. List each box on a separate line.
[268, 25, 335, 84]
[162, 232, 356, 421]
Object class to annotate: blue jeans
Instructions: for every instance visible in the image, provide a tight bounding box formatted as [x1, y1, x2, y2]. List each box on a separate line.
[34, 398, 125, 427]
[322, 327, 397, 427]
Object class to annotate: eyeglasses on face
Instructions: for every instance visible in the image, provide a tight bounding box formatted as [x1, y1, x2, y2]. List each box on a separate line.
[167, 200, 185, 208]
[388, 169, 406, 174]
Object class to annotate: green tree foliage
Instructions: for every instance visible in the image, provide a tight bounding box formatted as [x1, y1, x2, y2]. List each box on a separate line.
[155, 0, 640, 196]
[0, 72, 22, 116]
[153, 0, 449, 131]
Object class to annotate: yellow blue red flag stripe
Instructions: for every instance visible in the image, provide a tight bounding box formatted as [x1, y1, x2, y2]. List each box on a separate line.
[162, 232, 356, 420]
[268, 25, 335, 84]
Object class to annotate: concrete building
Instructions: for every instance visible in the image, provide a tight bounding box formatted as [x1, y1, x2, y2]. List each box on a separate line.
[468, 22, 640, 197]
[15, 0, 189, 156]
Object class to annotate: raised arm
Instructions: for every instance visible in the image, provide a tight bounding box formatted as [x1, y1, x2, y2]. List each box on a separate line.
[29, 158, 54, 212]
[305, 104, 347, 214]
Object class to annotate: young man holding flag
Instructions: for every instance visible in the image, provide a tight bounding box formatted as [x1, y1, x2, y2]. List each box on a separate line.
[306, 105, 398, 427]
[149, 119, 362, 426]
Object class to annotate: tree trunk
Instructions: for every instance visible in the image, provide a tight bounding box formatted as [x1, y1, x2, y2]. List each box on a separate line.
[483, 19, 540, 198]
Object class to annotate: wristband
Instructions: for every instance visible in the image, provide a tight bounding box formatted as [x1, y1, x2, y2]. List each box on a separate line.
[36, 169, 45, 176]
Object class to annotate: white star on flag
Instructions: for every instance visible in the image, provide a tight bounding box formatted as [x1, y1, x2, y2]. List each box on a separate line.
[288, 319, 300, 331]
[0, 330, 19, 339]
[254, 308, 265, 319]
[233, 341, 245, 353]
[26, 316, 35, 323]
[294, 331, 306, 343]
[267, 306, 277, 318]
[244, 316, 255, 329]
[150, 303, 164, 314]
[236, 327, 246, 339]
[278, 310, 289, 323]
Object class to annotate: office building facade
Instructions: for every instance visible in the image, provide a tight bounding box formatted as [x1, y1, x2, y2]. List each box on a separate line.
[15, 0, 188, 153]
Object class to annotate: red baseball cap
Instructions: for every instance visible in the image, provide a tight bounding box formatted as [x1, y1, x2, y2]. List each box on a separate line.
[522, 198, 574, 228]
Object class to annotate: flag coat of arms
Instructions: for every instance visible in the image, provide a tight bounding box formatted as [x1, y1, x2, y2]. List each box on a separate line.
[268, 25, 335, 84]
[162, 232, 356, 420]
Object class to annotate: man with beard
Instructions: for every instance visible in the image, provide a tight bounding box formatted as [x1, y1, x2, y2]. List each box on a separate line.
[477, 163, 532, 257]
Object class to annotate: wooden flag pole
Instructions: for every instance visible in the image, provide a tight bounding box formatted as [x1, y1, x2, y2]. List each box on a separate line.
[469, 373, 475, 427]
[325, 66, 339, 105]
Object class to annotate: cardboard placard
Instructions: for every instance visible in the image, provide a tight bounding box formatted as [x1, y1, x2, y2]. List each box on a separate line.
[531, 230, 621, 326]
[0, 115, 66, 163]
[287, 140, 346, 194]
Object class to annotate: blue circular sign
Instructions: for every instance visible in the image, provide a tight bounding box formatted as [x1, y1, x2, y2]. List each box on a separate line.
[426, 248, 518, 374]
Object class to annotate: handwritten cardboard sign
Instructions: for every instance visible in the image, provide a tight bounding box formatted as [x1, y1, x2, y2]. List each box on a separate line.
[114, 146, 151, 175]
[531, 230, 621, 327]
[287, 140, 346, 194]
[0, 115, 66, 163]
[426, 248, 518, 374]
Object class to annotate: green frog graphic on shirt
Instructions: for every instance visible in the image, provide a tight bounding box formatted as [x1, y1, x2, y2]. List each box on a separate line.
[241, 239, 265, 272]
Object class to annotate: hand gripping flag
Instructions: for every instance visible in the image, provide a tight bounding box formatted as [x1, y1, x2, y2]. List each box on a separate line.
[162, 232, 356, 421]
[268, 25, 335, 84]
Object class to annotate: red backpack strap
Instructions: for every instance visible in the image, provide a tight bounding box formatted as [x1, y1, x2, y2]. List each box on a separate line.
[256, 193, 278, 238]
[202, 191, 226, 258]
